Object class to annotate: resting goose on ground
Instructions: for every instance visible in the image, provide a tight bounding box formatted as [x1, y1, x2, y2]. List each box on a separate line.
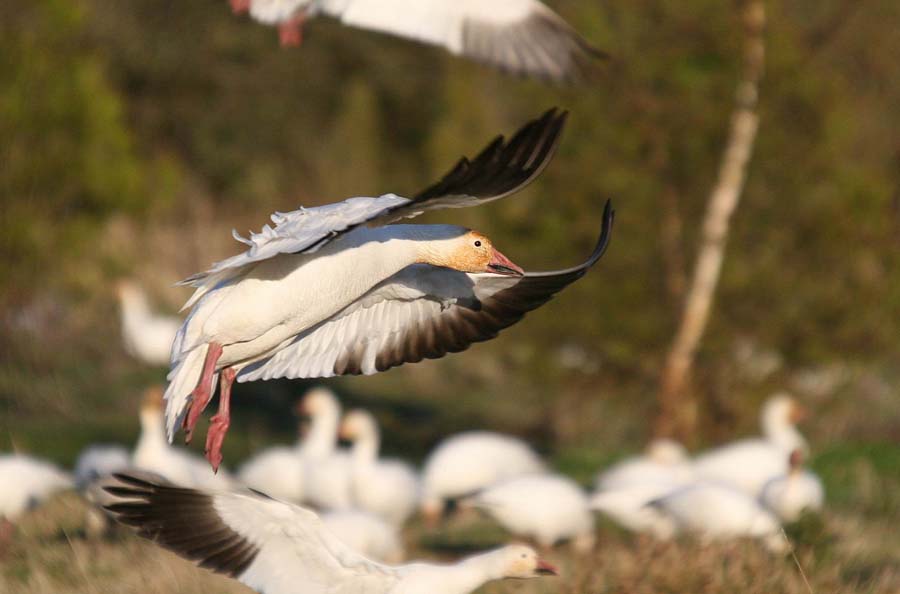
[594, 438, 693, 492]
[421, 431, 546, 523]
[104, 473, 559, 594]
[237, 397, 311, 503]
[299, 388, 354, 510]
[0, 454, 73, 547]
[73, 444, 133, 537]
[467, 473, 595, 551]
[321, 509, 405, 563]
[588, 482, 679, 539]
[693, 393, 809, 497]
[340, 409, 420, 526]
[760, 449, 824, 523]
[116, 280, 180, 367]
[132, 387, 236, 489]
[164, 108, 615, 470]
[649, 481, 789, 553]
[229, 0, 605, 82]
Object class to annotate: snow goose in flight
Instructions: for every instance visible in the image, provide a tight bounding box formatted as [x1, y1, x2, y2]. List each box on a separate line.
[165, 108, 615, 470]
[692, 393, 809, 497]
[116, 280, 181, 367]
[104, 473, 560, 594]
[420, 431, 545, 523]
[229, 0, 605, 82]
[320, 509, 405, 562]
[339, 409, 420, 526]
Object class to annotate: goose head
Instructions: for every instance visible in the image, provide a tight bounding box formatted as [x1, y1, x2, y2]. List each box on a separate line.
[761, 393, 808, 453]
[418, 230, 524, 277]
[339, 409, 377, 442]
[645, 439, 689, 464]
[488, 545, 559, 579]
[299, 387, 340, 418]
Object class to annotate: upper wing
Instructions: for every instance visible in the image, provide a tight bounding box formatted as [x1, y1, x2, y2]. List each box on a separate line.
[176, 108, 566, 309]
[320, 0, 606, 82]
[104, 473, 401, 594]
[237, 201, 613, 382]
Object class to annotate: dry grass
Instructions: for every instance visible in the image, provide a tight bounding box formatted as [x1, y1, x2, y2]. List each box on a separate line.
[2, 491, 898, 594]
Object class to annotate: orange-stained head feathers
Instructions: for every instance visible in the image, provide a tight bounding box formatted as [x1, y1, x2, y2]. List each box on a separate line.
[423, 230, 524, 276]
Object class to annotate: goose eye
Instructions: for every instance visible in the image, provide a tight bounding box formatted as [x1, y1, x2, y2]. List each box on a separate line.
[474, 240, 482, 247]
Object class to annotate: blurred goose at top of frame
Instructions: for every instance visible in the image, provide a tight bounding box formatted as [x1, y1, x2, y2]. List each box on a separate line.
[229, 0, 606, 82]
[164, 108, 615, 471]
[340, 409, 420, 526]
[594, 438, 693, 492]
[116, 280, 180, 367]
[760, 449, 824, 523]
[104, 473, 560, 594]
[466, 473, 595, 552]
[647, 480, 790, 554]
[692, 393, 809, 497]
[420, 431, 545, 523]
[132, 386, 236, 490]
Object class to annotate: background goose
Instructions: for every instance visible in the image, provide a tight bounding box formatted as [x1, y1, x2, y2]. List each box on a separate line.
[163, 108, 614, 471]
[321, 509, 405, 563]
[131, 387, 235, 490]
[589, 483, 678, 538]
[594, 438, 693, 492]
[0, 454, 73, 547]
[299, 388, 354, 510]
[340, 409, 420, 526]
[692, 394, 809, 496]
[73, 444, 133, 537]
[104, 473, 559, 594]
[116, 280, 180, 367]
[237, 398, 309, 503]
[420, 431, 545, 523]
[230, 0, 605, 82]
[467, 473, 595, 551]
[649, 481, 789, 553]
[760, 449, 825, 523]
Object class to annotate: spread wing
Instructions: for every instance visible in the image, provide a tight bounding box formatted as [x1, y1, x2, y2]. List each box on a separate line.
[104, 473, 401, 594]
[237, 201, 613, 381]
[177, 108, 566, 310]
[321, 0, 606, 82]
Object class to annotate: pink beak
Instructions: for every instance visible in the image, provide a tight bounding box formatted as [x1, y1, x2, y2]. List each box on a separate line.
[535, 559, 559, 576]
[230, 0, 251, 14]
[488, 248, 525, 276]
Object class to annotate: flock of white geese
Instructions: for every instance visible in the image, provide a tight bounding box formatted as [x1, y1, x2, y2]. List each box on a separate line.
[2, 384, 823, 590]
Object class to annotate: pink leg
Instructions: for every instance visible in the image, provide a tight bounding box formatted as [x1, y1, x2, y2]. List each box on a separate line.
[183, 342, 224, 444]
[278, 14, 305, 47]
[205, 367, 236, 473]
[230, 0, 251, 14]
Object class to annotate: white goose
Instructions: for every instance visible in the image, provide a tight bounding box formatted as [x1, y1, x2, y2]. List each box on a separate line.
[74, 444, 131, 488]
[300, 388, 354, 510]
[467, 473, 595, 551]
[237, 400, 309, 503]
[693, 394, 809, 496]
[594, 438, 693, 492]
[321, 509, 405, 563]
[116, 280, 180, 367]
[589, 482, 678, 539]
[760, 449, 824, 523]
[0, 453, 73, 545]
[648, 481, 789, 553]
[132, 387, 236, 490]
[229, 0, 605, 82]
[163, 109, 614, 470]
[420, 431, 545, 522]
[340, 409, 420, 526]
[105, 473, 560, 594]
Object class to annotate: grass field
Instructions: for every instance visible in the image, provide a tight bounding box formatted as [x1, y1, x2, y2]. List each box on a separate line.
[2, 441, 898, 594]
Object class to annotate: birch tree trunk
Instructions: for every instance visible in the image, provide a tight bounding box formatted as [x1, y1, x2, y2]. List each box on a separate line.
[655, 0, 767, 440]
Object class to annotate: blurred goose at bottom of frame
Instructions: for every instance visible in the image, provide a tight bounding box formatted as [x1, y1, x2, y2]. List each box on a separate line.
[104, 472, 560, 594]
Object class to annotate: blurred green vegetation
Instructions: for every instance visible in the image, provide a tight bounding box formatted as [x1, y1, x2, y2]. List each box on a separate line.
[1, 0, 899, 460]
